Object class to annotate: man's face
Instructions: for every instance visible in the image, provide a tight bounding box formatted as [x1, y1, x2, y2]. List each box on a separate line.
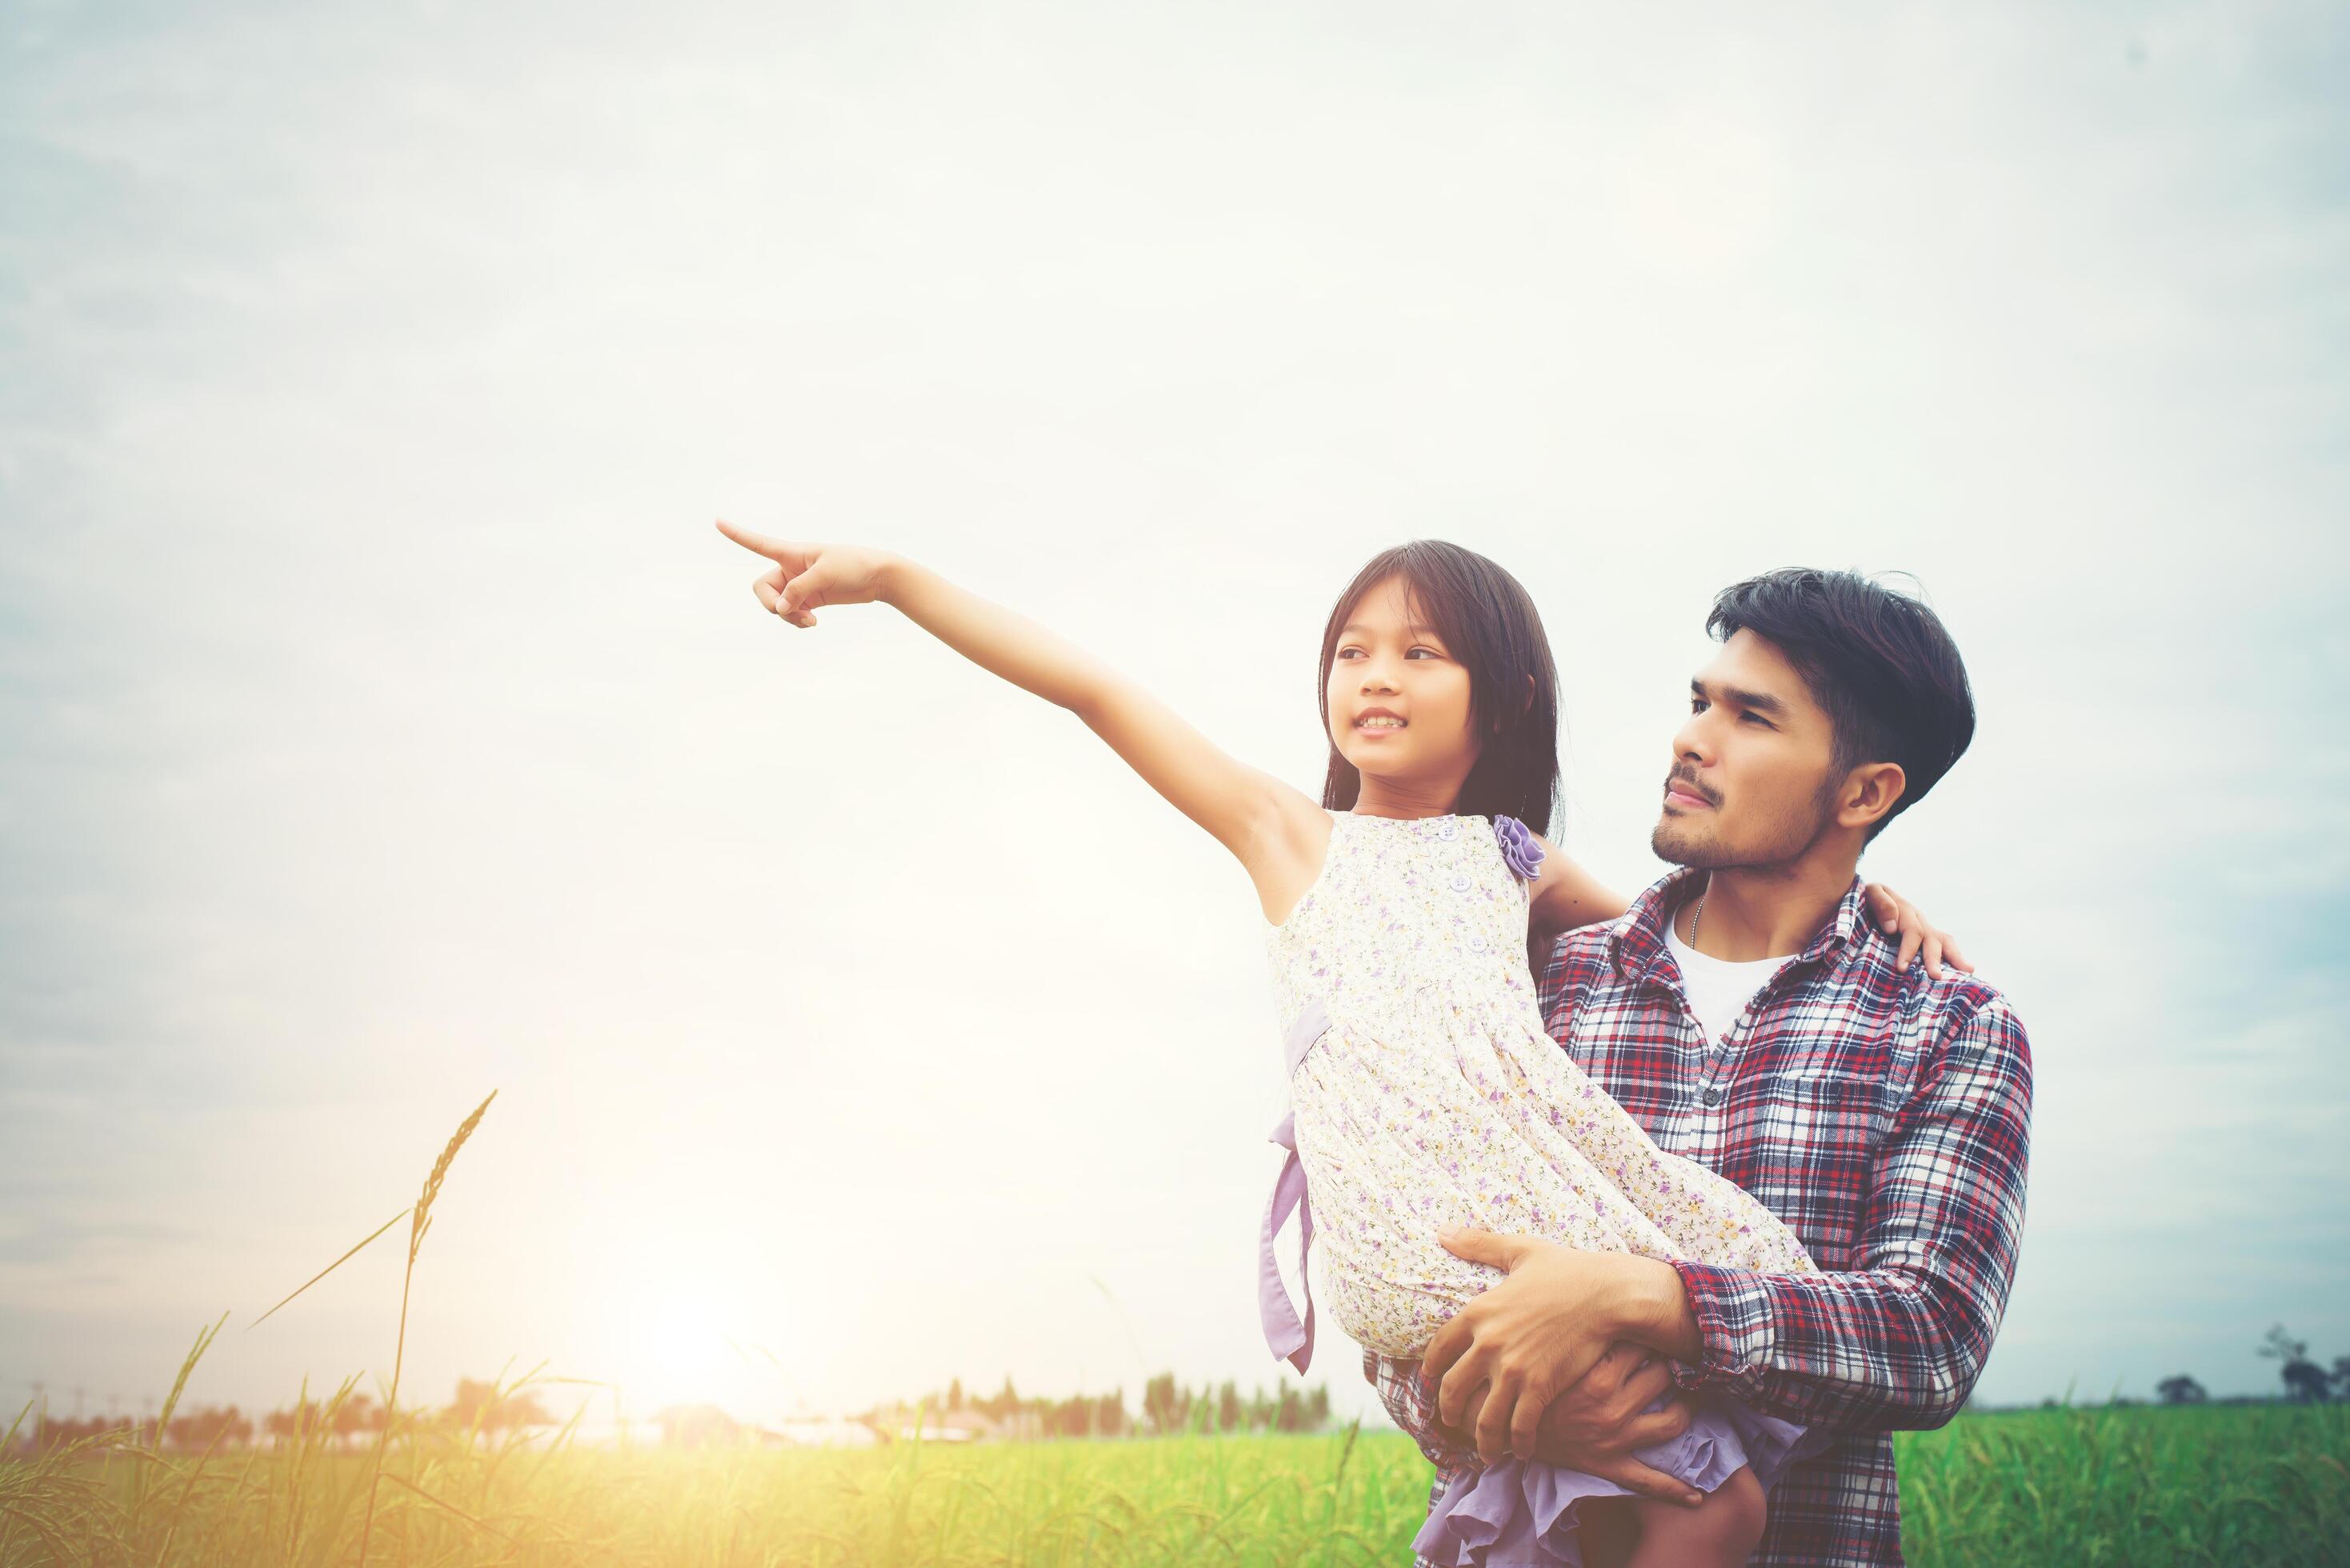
[1325, 575, 1479, 787]
[1651, 630, 1844, 869]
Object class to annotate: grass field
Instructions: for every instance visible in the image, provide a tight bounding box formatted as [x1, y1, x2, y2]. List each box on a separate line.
[7, 1402, 2347, 1565]
[14, 1106, 2341, 1566]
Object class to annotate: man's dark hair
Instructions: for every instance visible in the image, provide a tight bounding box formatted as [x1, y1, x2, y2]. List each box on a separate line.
[1707, 568, 1975, 842]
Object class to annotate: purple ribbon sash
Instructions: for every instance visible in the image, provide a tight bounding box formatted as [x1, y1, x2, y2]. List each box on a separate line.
[1259, 1000, 1330, 1374]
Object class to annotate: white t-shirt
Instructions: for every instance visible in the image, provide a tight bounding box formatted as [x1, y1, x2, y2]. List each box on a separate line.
[1663, 918, 1788, 1049]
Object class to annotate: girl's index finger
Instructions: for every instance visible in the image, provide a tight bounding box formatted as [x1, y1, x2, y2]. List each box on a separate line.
[715, 518, 796, 563]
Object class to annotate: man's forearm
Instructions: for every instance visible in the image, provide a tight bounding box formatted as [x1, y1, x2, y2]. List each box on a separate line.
[1599, 1249, 1998, 1435]
[1659, 1258, 2011, 1433]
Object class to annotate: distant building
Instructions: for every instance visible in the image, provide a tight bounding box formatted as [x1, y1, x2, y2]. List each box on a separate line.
[764, 1418, 881, 1449]
[863, 1405, 1002, 1444]
[653, 1404, 744, 1450]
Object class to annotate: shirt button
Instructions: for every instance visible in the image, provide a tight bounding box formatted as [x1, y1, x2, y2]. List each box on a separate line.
[1467, 934, 1487, 952]
[1700, 1086, 1724, 1108]
[1437, 822, 1459, 841]
[1450, 873, 1472, 892]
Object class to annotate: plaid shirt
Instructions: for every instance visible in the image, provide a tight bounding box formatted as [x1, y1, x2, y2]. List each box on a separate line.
[1369, 868, 2032, 1567]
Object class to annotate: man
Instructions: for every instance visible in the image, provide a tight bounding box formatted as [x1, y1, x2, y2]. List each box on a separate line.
[1371, 568, 2032, 1566]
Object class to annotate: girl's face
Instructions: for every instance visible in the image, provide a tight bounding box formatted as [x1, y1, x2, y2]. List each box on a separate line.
[1325, 574, 1480, 794]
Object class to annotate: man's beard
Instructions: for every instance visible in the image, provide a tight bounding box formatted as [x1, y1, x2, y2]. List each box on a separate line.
[1651, 778, 1842, 871]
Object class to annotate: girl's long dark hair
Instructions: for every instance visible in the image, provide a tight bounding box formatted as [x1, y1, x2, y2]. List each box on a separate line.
[1316, 542, 1562, 836]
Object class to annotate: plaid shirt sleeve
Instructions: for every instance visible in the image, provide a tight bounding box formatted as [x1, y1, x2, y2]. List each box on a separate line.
[1367, 1348, 1478, 1478]
[1667, 995, 2032, 1431]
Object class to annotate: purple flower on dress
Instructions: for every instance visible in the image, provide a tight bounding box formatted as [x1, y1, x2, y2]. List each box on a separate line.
[1493, 815, 1544, 881]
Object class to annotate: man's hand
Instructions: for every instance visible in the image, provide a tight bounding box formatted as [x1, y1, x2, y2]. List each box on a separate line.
[1423, 1226, 1651, 1466]
[1438, 1344, 1703, 1507]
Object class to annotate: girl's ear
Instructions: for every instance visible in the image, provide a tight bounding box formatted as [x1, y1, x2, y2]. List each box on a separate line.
[1522, 673, 1536, 714]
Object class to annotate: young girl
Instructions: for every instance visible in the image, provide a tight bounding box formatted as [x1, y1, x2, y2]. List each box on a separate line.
[716, 525, 1956, 1567]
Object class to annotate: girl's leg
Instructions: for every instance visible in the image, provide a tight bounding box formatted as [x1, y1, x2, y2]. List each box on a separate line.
[1621, 1465, 1766, 1567]
[1574, 1499, 1640, 1568]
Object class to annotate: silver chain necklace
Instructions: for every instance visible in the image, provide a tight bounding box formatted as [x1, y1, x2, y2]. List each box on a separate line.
[1688, 878, 1708, 948]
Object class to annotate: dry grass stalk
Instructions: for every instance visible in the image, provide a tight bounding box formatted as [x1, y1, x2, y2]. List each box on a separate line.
[356, 1089, 498, 1568]
[249, 1207, 412, 1331]
[128, 1314, 227, 1530]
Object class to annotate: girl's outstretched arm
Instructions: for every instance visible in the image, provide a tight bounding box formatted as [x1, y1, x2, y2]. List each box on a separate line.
[717, 522, 1322, 905]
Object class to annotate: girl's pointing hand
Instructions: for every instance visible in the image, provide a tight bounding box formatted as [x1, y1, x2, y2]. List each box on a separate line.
[715, 519, 898, 629]
[1860, 882, 1974, 981]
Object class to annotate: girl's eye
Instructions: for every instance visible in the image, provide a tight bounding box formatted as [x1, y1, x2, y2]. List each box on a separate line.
[1407, 647, 1440, 659]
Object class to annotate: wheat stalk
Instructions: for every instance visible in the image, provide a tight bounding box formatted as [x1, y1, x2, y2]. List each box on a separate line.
[355, 1089, 496, 1567]
[407, 1090, 494, 1262]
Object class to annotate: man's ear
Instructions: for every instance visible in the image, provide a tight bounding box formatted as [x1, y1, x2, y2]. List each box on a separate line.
[1840, 762, 1908, 832]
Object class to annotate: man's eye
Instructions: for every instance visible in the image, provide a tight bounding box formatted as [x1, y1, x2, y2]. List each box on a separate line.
[1742, 712, 1772, 727]
[1690, 698, 1708, 713]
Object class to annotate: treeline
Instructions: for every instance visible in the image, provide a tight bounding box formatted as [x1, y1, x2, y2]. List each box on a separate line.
[2147, 1326, 2350, 1408]
[10, 1378, 552, 1454]
[868, 1373, 1335, 1439]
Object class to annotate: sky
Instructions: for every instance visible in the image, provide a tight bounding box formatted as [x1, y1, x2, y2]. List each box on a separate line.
[2, 0, 2346, 1431]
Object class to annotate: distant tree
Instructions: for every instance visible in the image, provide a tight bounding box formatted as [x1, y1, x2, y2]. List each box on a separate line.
[947, 1378, 963, 1412]
[450, 1378, 498, 1429]
[449, 1378, 554, 1434]
[1143, 1372, 1192, 1436]
[2155, 1376, 2206, 1406]
[332, 1394, 386, 1448]
[2332, 1358, 2350, 1402]
[267, 1395, 354, 1446]
[1217, 1381, 1241, 1434]
[2258, 1325, 2329, 1404]
[165, 1405, 250, 1451]
[2283, 1360, 2332, 1403]
[1046, 1394, 1093, 1438]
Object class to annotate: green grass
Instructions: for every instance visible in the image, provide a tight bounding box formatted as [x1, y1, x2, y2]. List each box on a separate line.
[11, 1099, 2342, 1565]
[1898, 1402, 2350, 1567]
[6, 1405, 2347, 1565]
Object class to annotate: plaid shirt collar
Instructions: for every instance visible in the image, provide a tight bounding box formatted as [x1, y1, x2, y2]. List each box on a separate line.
[1609, 866, 1874, 990]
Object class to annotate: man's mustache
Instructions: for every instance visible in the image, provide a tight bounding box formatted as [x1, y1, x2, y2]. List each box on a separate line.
[1663, 768, 1721, 807]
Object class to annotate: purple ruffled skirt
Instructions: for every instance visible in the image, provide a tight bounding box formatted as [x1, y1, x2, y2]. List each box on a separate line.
[1411, 1398, 1823, 1567]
